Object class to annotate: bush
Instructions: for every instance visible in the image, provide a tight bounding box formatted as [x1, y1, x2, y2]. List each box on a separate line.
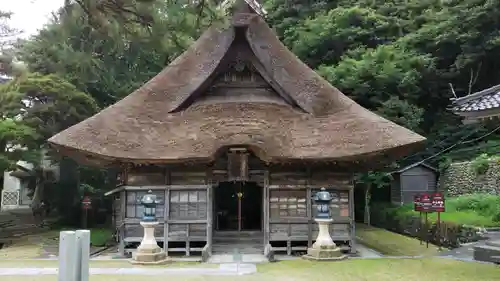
[470, 153, 491, 175]
[370, 202, 486, 248]
[451, 194, 500, 220]
[90, 228, 113, 247]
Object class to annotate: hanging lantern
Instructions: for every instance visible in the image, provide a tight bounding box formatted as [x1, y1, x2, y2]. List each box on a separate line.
[314, 188, 332, 220]
[141, 190, 157, 222]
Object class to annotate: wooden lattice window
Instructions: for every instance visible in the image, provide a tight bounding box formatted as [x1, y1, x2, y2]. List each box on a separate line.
[169, 190, 207, 220]
[311, 190, 349, 218]
[126, 191, 165, 218]
[269, 190, 307, 218]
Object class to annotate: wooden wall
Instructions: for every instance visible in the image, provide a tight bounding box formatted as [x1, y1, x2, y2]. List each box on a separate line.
[113, 164, 355, 257]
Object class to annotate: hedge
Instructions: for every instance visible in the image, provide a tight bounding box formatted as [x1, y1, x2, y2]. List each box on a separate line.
[370, 203, 485, 248]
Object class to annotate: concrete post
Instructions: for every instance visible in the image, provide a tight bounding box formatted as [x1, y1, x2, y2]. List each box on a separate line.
[58, 231, 78, 281]
[76, 230, 91, 281]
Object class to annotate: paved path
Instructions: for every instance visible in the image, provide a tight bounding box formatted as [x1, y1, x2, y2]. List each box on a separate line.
[439, 231, 500, 262]
[354, 242, 383, 258]
[0, 263, 257, 276]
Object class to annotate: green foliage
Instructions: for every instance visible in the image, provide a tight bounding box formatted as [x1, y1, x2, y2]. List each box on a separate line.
[288, 6, 401, 67]
[451, 193, 500, 222]
[376, 96, 424, 132]
[90, 228, 113, 247]
[438, 156, 453, 172]
[387, 194, 500, 226]
[17, 1, 222, 108]
[470, 153, 491, 175]
[355, 170, 393, 189]
[318, 45, 432, 129]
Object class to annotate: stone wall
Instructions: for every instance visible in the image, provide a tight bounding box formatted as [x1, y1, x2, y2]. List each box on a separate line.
[439, 160, 500, 196]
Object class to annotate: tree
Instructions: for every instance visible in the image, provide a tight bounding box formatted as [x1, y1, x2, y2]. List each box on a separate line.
[0, 81, 39, 190]
[0, 73, 98, 217]
[318, 45, 433, 118]
[355, 170, 393, 225]
[377, 96, 424, 132]
[0, 10, 19, 48]
[287, 6, 401, 67]
[17, 1, 221, 108]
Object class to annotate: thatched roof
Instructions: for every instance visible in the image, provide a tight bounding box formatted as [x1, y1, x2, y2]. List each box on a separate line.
[48, 4, 425, 167]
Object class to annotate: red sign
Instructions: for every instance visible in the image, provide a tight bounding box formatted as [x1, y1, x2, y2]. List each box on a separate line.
[82, 196, 92, 210]
[414, 192, 446, 213]
[431, 192, 445, 212]
[420, 193, 433, 212]
[413, 195, 422, 212]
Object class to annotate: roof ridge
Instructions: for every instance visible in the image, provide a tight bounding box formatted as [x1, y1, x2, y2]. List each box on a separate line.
[219, 0, 267, 16]
[452, 83, 500, 105]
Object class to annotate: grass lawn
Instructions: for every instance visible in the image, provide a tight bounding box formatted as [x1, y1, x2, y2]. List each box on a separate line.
[0, 258, 498, 281]
[355, 223, 440, 256]
[49, 226, 114, 247]
[0, 227, 112, 259]
[0, 231, 57, 259]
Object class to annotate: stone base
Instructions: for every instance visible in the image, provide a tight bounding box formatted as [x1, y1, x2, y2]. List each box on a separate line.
[302, 245, 348, 261]
[131, 248, 168, 265]
[474, 239, 500, 264]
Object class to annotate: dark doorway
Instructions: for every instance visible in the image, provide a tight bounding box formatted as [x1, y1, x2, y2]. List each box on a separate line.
[214, 181, 263, 231]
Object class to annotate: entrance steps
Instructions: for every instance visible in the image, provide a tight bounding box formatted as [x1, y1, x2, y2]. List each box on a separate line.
[212, 231, 264, 255]
[207, 254, 269, 264]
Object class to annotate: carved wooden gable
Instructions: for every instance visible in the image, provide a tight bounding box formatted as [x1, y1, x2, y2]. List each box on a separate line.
[192, 35, 298, 106]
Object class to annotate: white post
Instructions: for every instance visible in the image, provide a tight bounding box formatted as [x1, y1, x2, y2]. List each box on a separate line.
[58, 231, 78, 281]
[76, 230, 91, 281]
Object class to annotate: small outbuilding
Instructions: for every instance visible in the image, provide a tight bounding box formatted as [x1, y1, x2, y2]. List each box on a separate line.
[390, 162, 439, 205]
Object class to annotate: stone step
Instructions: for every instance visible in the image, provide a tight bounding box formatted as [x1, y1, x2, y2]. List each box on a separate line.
[473, 242, 500, 264]
[213, 231, 262, 237]
[212, 249, 264, 255]
[213, 238, 263, 244]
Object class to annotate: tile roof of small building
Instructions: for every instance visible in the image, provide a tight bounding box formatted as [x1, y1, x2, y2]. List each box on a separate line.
[452, 84, 500, 113]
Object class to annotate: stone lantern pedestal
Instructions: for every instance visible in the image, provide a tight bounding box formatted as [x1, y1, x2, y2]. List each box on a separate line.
[303, 218, 347, 261]
[130, 221, 168, 265]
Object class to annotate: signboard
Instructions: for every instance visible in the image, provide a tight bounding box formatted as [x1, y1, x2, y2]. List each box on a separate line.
[413, 195, 422, 212]
[414, 192, 445, 213]
[82, 196, 92, 210]
[420, 193, 432, 212]
[431, 192, 445, 212]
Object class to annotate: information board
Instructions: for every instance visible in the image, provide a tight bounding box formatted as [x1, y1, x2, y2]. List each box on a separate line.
[413, 195, 422, 212]
[413, 192, 445, 213]
[431, 192, 445, 212]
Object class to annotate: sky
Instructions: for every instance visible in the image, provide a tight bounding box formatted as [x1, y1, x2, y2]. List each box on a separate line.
[3, 0, 64, 38]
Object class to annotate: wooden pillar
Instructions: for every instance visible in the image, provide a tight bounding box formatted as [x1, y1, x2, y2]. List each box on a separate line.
[118, 190, 126, 256]
[206, 168, 213, 255]
[306, 167, 313, 247]
[163, 168, 171, 254]
[349, 179, 356, 253]
[306, 187, 313, 247]
[164, 187, 170, 254]
[185, 225, 190, 257]
[263, 169, 270, 247]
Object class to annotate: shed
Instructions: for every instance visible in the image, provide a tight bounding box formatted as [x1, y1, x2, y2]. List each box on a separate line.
[390, 162, 438, 205]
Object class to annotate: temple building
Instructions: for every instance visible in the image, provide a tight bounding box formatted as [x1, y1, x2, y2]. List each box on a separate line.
[48, 0, 425, 259]
[450, 84, 500, 124]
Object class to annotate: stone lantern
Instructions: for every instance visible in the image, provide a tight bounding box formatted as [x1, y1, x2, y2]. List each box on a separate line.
[131, 190, 167, 264]
[303, 188, 347, 261]
[141, 191, 157, 222]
